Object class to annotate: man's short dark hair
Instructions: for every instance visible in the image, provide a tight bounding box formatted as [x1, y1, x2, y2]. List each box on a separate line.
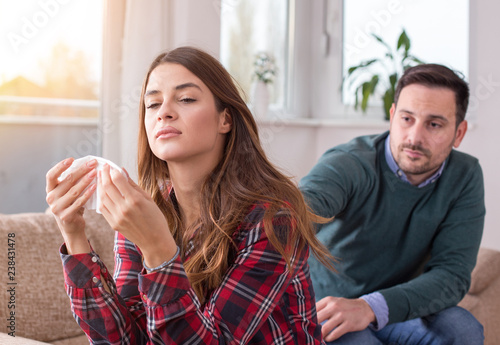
[394, 64, 470, 125]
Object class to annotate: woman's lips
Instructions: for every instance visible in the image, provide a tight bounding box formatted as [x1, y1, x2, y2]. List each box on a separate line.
[156, 126, 182, 139]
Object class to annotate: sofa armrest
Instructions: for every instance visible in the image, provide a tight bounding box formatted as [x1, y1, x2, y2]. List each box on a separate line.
[468, 247, 500, 294]
[0, 332, 51, 344]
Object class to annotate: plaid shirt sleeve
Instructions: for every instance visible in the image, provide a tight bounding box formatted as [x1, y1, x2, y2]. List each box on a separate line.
[60, 240, 148, 344]
[60, 204, 325, 344]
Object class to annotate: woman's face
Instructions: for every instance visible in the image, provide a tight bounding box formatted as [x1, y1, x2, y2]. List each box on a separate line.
[144, 63, 231, 166]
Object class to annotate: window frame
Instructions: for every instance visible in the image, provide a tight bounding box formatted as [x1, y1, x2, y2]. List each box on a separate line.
[295, 0, 387, 121]
[287, 0, 471, 123]
[0, 0, 106, 125]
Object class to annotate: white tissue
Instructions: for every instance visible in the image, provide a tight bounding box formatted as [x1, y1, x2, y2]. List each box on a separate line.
[58, 155, 126, 214]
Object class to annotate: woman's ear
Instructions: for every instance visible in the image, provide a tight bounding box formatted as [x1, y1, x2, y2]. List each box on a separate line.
[219, 108, 233, 134]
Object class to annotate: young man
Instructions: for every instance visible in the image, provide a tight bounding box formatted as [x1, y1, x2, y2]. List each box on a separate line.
[300, 64, 485, 344]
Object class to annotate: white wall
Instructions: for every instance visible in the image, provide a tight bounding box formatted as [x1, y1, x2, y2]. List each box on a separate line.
[461, 1, 500, 251]
[259, 118, 389, 181]
[169, 0, 221, 57]
[261, 1, 500, 251]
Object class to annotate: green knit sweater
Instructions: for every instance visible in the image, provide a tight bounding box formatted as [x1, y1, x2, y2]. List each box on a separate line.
[300, 131, 485, 324]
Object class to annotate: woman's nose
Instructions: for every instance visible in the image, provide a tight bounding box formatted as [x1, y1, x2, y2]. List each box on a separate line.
[157, 101, 176, 121]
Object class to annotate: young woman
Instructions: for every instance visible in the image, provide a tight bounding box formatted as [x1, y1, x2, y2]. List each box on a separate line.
[46, 46, 334, 344]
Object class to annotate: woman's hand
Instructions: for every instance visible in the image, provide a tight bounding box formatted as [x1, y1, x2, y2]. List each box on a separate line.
[98, 164, 177, 268]
[46, 157, 97, 254]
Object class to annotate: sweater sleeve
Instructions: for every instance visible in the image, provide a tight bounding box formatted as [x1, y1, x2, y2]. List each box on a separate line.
[378, 161, 485, 324]
[299, 148, 374, 220]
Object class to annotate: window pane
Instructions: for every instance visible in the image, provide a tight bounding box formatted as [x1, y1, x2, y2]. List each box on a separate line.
[220, 0, 289, 109]
[342, 0, 469, 106]
[0, 0, 103, 118]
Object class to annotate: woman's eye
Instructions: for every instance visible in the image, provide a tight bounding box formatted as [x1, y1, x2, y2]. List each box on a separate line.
[146, 103, 160, 109]
[180, 98, 196, 103]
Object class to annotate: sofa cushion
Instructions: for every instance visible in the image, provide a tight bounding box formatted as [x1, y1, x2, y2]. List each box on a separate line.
[0, 211, 114, 343]
[468, 247, 500, 294]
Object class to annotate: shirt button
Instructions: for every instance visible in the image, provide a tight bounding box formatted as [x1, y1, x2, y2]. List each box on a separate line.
[92, 277, 99, 284]
[92, 256, 98, 263]
[142, 295, 147, 301]
[102, 268, 107, 273]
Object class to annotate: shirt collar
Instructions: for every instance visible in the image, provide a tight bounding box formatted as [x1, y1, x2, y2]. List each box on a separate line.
[384, 134, 445, 188]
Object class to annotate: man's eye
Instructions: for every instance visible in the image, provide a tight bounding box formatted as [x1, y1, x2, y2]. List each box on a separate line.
[430, 122, 442, 128]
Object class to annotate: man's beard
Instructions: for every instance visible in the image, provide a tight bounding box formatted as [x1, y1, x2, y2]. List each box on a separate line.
[397, 144, 432, 175]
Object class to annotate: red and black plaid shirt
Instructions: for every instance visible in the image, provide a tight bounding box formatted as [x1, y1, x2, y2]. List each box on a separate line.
[60, 204, 325, 344]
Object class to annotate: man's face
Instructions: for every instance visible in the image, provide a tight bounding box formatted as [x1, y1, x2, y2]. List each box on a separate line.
[389, 84, 468, 186]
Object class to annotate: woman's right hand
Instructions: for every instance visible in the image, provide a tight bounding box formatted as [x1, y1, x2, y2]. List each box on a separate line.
[45, 157, 98, 254]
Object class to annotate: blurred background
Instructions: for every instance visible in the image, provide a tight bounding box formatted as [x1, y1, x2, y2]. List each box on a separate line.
[0, 0, 498, 251]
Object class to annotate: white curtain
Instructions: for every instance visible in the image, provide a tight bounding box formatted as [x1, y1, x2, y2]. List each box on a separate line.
[100, 0, 221, 178]
[101, 0, 170, 178]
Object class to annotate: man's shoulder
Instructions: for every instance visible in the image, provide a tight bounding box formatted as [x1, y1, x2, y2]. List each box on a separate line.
[449, 149, 479, 164]
[447, 149, 482, 173]
[322, 131, 387, 160]
[441, 150, 484, 188]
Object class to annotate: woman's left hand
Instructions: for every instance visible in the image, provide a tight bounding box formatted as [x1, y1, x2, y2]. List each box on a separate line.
[98, 164, 177, 268]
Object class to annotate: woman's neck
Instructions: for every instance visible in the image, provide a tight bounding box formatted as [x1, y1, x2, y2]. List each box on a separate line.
[168, 159, 214, 228]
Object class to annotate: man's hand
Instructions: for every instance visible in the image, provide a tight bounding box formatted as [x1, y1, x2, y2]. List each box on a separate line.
[316, 296, 376, 342]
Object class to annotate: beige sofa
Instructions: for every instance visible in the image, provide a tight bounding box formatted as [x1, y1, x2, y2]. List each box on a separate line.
[0, 211, 114, 344]
[0, 211, 499, 344]
[458, 247, 500, 344]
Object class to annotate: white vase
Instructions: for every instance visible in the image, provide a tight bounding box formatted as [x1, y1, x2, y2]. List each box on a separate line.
[251, 81, 270, 121]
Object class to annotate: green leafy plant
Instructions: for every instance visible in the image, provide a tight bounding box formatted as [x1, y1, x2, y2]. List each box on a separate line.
[343, 29, 425, 120]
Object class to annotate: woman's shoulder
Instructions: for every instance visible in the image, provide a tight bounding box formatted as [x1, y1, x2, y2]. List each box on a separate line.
[233, 203, 293, 242]
[240, 203, 292, 225]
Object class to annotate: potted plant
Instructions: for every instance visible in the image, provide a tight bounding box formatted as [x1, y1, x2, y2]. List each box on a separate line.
[343, 29, 424, 120]
[251, 52, 276, 120]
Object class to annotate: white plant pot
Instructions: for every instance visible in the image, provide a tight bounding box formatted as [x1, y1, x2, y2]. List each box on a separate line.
[251, 81, 270, 121]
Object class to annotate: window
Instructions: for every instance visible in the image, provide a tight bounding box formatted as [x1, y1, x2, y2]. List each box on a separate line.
[220, 1, 470, 121]
[0, 0, 103, 119]
[220, 0, 290, 111]
[0, 0, 104, 214]
[317, 0, 470, 120]
[342, 0, 469, 109]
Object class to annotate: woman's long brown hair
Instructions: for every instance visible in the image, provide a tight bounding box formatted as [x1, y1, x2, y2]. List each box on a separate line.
[137, 46, 335, 302]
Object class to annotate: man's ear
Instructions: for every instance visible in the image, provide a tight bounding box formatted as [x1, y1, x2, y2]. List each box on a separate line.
[219, 108, 232, 134]
[389, 103, 396, 122]
[453, 120, 468, 148]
